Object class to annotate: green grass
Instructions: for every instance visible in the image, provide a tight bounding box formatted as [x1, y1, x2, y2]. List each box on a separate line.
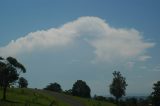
[0, 88, 70, 106]
[0, 88, 116, 106]
[73, 96, 116, 106]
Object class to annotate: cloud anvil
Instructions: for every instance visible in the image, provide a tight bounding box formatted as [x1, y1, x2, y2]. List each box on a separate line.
[0, 16, 154, 63]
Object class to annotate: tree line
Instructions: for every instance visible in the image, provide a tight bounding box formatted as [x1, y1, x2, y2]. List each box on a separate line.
[44, 80, 91, 98]
[43, 70, 160, 106]
[0, 56, 160, 106]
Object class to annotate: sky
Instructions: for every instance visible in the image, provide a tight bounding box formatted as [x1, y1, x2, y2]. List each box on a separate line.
[0, 0, 160, 96]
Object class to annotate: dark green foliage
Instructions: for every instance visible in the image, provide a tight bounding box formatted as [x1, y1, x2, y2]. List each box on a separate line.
[64, 89, 72, 95]
[44, 82, 62, 93]
[72, 80, 91, 98]
[109, 71, 127, 103]
[0, 56, 26, 100]
[0, 57, 3, 60]
[94, 95, 107, 101]
[118, 97, 152, 106]
[7, 57, 26, 73]
[151, 81, 160, 106]
[124, 98, 138, 106]
[119, 99, 126, 106]
[18, 77, 28, 88]
[137, 98, 150, 106]
[106, 97, 115, 103]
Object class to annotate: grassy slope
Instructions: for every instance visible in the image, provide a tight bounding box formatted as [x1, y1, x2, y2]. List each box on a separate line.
[0, 88, 69, 106]
[0, 88, 116, 106]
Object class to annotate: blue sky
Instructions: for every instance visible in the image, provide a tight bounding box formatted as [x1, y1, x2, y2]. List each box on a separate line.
[0, 0, 160, 96]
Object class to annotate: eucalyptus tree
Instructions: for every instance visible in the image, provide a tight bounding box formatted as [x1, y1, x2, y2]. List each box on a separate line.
[0, 56, 26, 100]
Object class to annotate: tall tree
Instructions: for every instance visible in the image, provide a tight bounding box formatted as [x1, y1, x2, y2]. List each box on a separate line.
[44, 82, 62, 93]
[72, 80, 91, 98]
[0, 56, 26, 100]
[109, 71, 127, 104]
[18, 77, 28, 88]
[151, 81, 160, 106]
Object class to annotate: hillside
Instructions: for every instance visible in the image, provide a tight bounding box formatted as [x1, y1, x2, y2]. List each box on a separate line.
[0, 88, 116, 106]
[0, 88, 69, 106]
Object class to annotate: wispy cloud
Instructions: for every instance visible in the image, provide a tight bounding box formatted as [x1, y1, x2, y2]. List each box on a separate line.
[153, 64, 160, 72]
[138, 55, 152, 61]
[0, 16, 155, 63]
[125, 61, 135, 70]
[140, 66, 147, 70]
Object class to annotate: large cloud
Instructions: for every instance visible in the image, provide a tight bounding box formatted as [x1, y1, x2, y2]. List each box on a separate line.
[0, 16, 155, 62]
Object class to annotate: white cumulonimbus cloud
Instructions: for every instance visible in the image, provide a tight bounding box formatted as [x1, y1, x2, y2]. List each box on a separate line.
[0, 16, 155, 62]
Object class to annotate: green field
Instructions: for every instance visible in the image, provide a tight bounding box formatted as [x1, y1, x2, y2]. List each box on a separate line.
[0, 88, 69, 106]
[0, 88, 116, 106]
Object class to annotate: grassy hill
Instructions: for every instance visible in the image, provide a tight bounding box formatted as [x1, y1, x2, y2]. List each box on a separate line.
[0, 88, 69, 106]
[0, 88, 116, 106]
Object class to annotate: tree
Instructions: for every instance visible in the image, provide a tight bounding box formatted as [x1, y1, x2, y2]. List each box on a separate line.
[72, 80, 91, 98]
[0, 56, 26, 100]
[151, 81, 160, 106]
[109, 71, 127, 104]
[44, 82, 62, 92]
[18, 77, 28, 88]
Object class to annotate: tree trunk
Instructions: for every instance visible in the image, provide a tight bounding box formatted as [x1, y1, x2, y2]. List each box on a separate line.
[2, 86, 7, 100]
[116, 97, 119, 106]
